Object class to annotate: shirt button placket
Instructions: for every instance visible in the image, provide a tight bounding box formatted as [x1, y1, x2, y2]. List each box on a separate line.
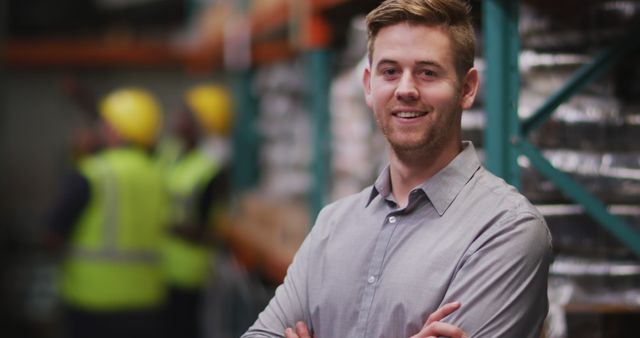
[355, 213, 399, 336]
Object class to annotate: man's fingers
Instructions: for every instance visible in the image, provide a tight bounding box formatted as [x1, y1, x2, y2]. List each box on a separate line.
[418, 321, 468, 338]
[425, 301, 461, 326]
[295, 321, 312, 338]
[285, 321, 313, 338]
[284, 327, 299, 338]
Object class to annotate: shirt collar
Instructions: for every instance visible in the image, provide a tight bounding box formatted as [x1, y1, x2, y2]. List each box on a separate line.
[366, 141, 481, 216]
[367, 165, 388, 206]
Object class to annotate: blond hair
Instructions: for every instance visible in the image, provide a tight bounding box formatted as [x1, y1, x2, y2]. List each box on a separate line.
[366, 0, 475, 78]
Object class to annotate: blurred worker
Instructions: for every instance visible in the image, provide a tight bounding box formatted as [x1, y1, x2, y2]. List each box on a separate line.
[45, 88, 168, 338]
[160, 84, 233, 338]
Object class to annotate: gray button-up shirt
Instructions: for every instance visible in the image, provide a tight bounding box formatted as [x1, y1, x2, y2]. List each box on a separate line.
[242, 142, 552, 338]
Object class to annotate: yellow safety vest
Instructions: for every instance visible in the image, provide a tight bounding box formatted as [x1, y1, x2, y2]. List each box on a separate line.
[61, 147, 168, 310]
[162, 146, 220, 289]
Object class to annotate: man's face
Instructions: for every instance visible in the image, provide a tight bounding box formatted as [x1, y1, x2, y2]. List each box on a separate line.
[363, 23, 477, 156]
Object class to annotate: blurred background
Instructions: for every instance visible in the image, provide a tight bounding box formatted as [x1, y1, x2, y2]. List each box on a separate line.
[2, 0, 640, 337]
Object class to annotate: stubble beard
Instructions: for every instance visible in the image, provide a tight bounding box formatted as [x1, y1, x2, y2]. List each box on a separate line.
[378, 107, 462, 165]
[387, 126, 444, 164]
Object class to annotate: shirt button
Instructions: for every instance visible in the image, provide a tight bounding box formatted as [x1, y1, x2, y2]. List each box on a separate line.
[388, 216, 397, 224]
[368, 275, 376, 284]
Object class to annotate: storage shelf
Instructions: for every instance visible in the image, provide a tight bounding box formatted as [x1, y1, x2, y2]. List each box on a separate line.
[565, 303, 640, 314]
[6, 38, 183, 68]
[4, 0, 349, 69]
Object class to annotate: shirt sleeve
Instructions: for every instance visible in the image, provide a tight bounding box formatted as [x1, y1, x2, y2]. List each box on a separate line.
[240, 206, 324, 338]
[439, 209, 552, 338]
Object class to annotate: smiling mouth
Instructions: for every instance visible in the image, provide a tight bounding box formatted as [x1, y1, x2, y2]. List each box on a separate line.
[393, 111, 427, 119]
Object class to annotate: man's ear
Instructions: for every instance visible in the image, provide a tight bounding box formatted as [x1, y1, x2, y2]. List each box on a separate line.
[460, 68, 479, 110]
[363, 66, 373, 108]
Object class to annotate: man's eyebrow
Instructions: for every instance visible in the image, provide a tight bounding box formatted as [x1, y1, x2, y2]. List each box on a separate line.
[415, 60, 445, 70]
[374, 59, 445, 70]
[375, 59, 399, 68]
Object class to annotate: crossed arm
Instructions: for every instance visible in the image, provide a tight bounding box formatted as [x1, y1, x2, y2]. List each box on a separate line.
[243, 205, 551, 338]
[284, 302, 468, 338]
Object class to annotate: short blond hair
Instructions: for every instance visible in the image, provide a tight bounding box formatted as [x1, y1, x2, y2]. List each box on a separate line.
[366, 0, 475, 78]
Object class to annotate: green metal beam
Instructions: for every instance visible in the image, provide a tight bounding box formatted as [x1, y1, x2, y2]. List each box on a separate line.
[521, 20, 640, 136]
[305, 49, 332, 221]
[186, 0, 199, 23]
[231, 70, 260, 193]
[482, 1, 640, 257]
[229, 0, 260, 193]
[517, 139, 640, 258]
[482, 0, 521, 188]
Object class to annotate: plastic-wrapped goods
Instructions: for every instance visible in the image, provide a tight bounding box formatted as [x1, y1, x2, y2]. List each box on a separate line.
[520, 149, 640, 204]
[464, 52, 640, 152]
[327, 16, 388, 201]
[518, 49, 640, 152]
[520, 51, 593, 98]
[254, 60, 312, 199]
[515, 3, 640, 336]
[520, 82, 640, 152]
[329, 57, 387, 201]
[520, 1, 640, 52]
[460, 109, 484, 147]
[518, 45, 640, 149]
[537, 204, 640, 258]
[548, 255, 640, 310]
[545, 254, 640, 338]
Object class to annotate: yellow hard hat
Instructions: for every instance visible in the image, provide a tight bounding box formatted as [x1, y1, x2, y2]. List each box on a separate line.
[100, 88, 162, 147]
[184, 84, 233, 136]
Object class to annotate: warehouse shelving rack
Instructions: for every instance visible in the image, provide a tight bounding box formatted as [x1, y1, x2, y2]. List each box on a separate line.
[483, 0, 640, 257]
[6, 0, 638, 255]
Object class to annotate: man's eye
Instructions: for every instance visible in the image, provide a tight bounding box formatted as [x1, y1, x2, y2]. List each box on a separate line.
[421, 69, 436, 77]
[382, 68, 397, 76]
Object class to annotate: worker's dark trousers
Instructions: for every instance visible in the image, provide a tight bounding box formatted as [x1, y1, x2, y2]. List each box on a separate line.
[165, 286, 203, 338]
[64, 304, 164, 338]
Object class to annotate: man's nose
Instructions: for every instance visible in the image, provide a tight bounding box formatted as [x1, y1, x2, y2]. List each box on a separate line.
[395, 71, 419, 102]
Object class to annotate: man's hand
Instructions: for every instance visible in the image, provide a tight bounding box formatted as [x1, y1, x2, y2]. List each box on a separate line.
[283, 302, 467, 338]
[410, 302, 468, 338]
[284, 321, 313, 338]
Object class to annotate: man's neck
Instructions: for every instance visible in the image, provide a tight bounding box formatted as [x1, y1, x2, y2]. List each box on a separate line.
[389, 141, 462, 208]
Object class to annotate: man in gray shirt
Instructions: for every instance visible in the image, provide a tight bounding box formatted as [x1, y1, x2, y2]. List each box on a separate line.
[242, 0, 552, 337]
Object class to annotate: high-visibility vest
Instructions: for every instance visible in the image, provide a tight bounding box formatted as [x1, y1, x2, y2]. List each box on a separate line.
[61, 147, 168, 310]
[163, 147, 221, 289]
